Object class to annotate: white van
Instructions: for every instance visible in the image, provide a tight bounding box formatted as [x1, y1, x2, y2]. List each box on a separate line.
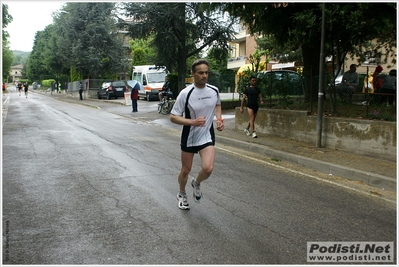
[132, 65, 168, 101]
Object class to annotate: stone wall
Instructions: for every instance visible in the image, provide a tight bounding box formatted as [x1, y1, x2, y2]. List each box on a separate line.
[234, 107, 396, 161]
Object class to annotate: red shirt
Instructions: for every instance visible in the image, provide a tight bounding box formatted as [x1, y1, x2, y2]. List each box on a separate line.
[131, 89, 139, 100]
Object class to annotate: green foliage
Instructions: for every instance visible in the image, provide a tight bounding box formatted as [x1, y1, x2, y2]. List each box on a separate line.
[248, 48, 268, 72]
[122, 2, 237, 90]
[41, 79, 56, 88]
[70, 66, 82, 82]
[2, 4, 14, 81]
[206, 47, 235, 92]
[2, 3, 12, 41]
[212, 3, 396, 106]
[129, 38, 156, 66]
[2, 41, 13, 81]
[132, 47, 148, 66]
[25, 2, 130, 82]
[256, 35, 302, 63]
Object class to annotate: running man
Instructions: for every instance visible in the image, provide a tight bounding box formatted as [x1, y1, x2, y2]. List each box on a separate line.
[240, 75, 264, 138]
[170, 59, 224, 210]
[23, 82, 29, 98]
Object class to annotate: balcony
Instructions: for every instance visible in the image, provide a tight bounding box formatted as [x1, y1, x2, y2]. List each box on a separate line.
[232, 29, 247, 43]
[227, 56, 246, 70]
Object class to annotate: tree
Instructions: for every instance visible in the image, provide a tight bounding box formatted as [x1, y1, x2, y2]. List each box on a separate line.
[25, 2, 131, 82]
[2, 3, 14, 81]
[52, 2, 130, 80]
[25, 28, 55, 81]
[129, 38, 157, 66]
[256, 35, 302, 64]
[122, 3, 238, 91]
[209, 3, 396, 102]
[2, 3, 12, 42]
[206, 47, 235, 92]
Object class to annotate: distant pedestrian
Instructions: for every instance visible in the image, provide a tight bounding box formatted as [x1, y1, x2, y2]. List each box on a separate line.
[24, 82, 29, 98]
[57, 81, 61, 93]
[240, 75, 264, 138]
[18, 82, 23, 96]
[129, 80, 141, 112]
[79, 81, 83, 100]
[2, 82, 6, 92]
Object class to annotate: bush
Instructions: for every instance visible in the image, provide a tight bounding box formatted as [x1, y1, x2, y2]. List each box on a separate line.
[41, 79, 56, 88]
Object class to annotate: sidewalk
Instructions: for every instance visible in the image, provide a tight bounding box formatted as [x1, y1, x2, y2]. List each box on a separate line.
[26, 89, 397, 192]
[216, 120, 396, 192]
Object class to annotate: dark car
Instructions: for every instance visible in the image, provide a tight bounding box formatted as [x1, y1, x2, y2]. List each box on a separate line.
[98, 81, 128, 100]
[257, 70, 305, 96]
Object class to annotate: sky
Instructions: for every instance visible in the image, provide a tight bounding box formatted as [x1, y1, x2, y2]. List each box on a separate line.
[3, 1, 67, 52]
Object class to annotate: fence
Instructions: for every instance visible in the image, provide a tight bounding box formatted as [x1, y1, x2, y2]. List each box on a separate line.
[244, 72, 396, 122]
[67, 78, 106, 92]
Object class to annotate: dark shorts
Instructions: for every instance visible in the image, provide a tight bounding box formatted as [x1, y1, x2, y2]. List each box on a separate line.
[247, 104, 259, 113]
[181, 142, 214, 154]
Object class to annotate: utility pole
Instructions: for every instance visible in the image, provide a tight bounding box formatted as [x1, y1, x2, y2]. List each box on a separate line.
[316, 3, 326, 148]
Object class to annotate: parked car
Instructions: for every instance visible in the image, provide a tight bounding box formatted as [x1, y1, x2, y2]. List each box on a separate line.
[32, 82, 39, 89]
[257, 70, 304, 96]
[97, 81, 128, 100]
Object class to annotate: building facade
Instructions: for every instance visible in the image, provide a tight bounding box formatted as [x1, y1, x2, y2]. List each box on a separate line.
[9, 64, 23, 82]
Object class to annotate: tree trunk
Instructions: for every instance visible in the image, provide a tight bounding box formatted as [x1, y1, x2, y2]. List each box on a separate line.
[176, 4, 187, 92]
[177, 45, 187, 92]
[302, 43, 321, 102]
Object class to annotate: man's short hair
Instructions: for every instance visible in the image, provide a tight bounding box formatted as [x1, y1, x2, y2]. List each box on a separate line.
[350, 64, 357, 69]
[191, 59, 209, 73]
[250, 76, 257, 80]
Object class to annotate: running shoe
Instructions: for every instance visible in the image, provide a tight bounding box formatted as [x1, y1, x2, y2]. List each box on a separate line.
[244, 128, 251, 136]
[191, 178, 203, 202]
[176, 193, 190, 210]
[252, 132, 258, 138]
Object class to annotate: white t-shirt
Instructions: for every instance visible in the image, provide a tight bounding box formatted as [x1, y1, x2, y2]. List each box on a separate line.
[171, 83, 221, 147]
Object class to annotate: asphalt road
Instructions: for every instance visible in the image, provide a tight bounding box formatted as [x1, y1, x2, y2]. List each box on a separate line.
[2, 90, 396, 264]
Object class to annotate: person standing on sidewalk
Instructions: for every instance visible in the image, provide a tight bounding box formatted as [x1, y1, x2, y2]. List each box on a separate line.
[57, 81, 62, 93]
[130, 80, 140, 112]
[170, 59, 224, 210]
[78, 81, 84, 100]
[240, 75, 264, 138]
